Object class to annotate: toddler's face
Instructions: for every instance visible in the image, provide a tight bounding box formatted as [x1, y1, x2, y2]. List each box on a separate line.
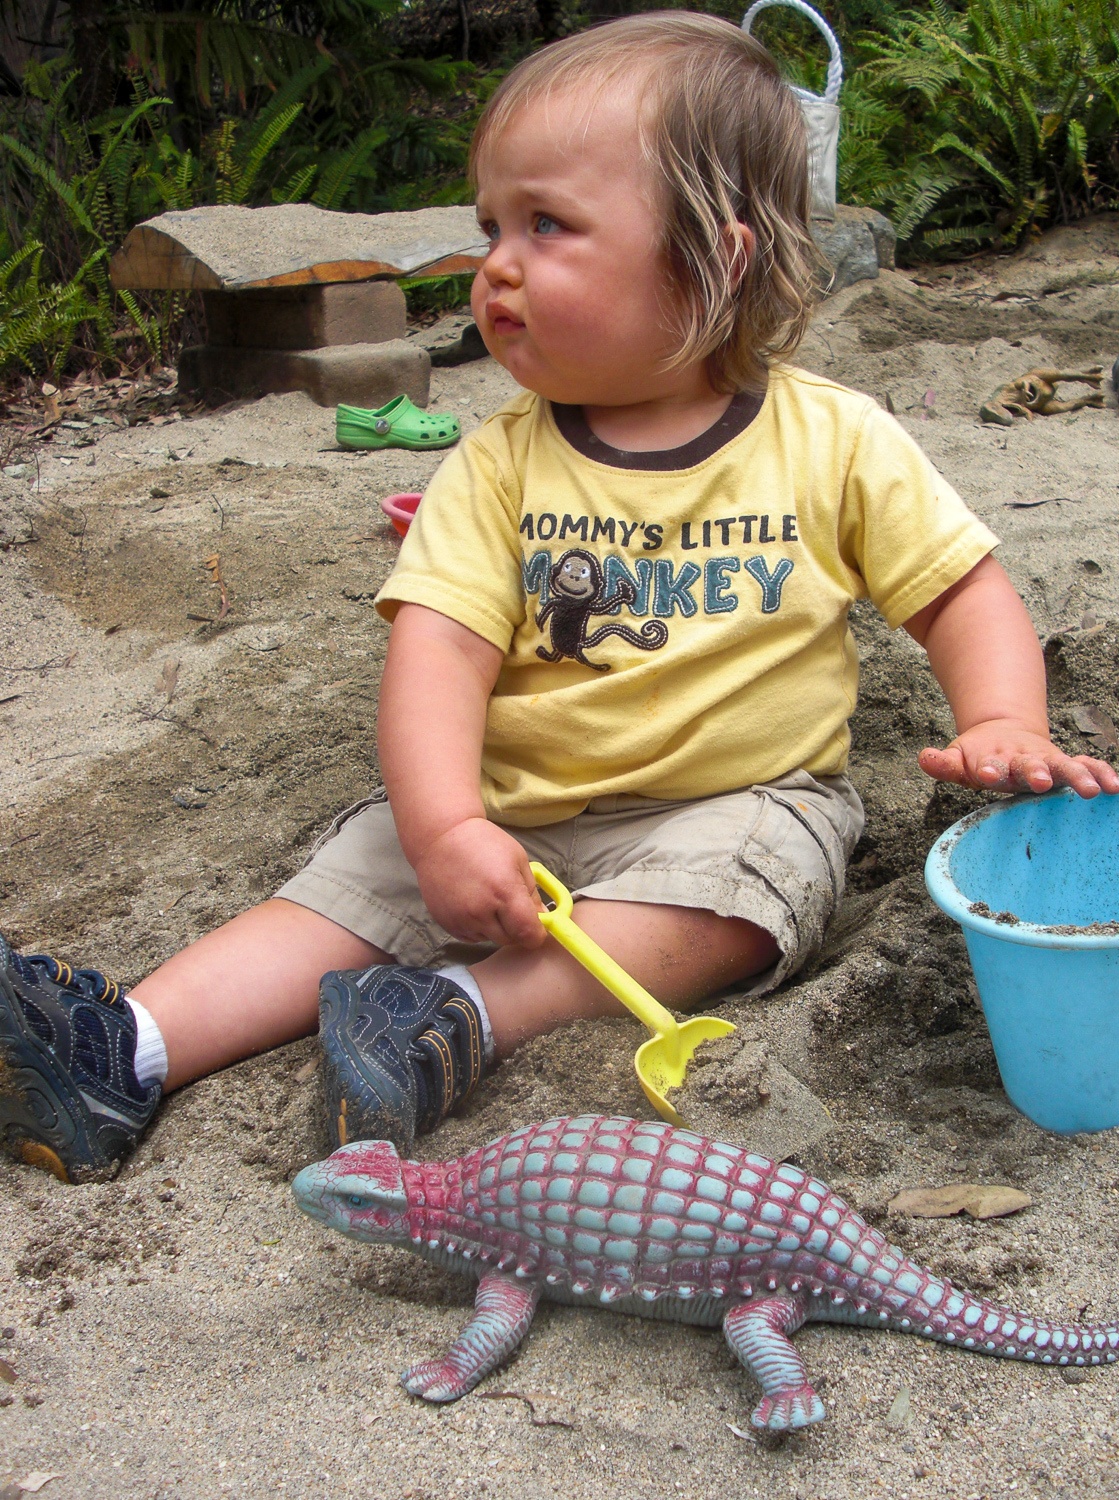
[471, 85, 697, 409]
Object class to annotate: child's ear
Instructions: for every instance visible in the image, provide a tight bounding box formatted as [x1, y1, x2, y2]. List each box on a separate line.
[725, 221, 755, 286]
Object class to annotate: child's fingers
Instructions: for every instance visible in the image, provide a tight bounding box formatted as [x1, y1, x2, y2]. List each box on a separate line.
[1046, 753, 1119, 797]
[917, 745, 969, 785]
[496, 876, 548, 949]
[1079, 755, 1119, 793]
[921, 743, 1119, 799]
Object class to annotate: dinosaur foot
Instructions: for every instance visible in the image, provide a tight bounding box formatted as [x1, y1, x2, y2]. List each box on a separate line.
[400, 1359, 473, 1403]
[751, 1384, 826, 1432]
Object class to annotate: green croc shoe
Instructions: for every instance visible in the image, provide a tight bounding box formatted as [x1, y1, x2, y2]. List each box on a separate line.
[336, 396, 460, 452]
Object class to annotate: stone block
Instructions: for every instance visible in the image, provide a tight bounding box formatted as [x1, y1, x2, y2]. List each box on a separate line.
[811, 204, 897, 294]
[178, 339, 430, 409]
[203, 281, 406, 350]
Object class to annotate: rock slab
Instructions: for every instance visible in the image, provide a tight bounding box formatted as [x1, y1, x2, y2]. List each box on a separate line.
[178, 339, 430, 409]
[111, 203, 489, 291]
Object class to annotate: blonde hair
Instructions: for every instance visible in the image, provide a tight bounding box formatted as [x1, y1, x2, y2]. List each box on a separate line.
[470, 12, 817, 393]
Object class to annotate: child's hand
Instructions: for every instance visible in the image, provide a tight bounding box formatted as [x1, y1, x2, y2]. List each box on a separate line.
[918, 720, 1119, 798]
[412, 817, 547, 949]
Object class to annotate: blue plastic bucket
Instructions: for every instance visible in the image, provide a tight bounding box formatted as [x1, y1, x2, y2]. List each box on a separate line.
[925, 789, 1119, 1134]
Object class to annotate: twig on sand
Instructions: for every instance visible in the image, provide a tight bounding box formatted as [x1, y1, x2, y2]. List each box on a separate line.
[0, 652, 76, 675]
[136, 704, 217, 748]
[477, 1390, 575, 1428]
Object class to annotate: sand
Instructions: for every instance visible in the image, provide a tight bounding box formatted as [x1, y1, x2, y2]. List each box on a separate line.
[2, 215, 1119, 1500]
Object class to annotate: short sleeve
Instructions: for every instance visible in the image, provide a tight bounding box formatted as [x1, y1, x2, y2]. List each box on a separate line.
[838, 404, 1000, 629]
[375, 427, 526, 651]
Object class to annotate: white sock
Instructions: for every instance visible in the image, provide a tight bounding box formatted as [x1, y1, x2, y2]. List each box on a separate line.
[125, 996, 169, 1087]
[438, 964, 495, 1063]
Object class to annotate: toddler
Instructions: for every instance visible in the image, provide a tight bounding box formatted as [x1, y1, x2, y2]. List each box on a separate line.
[3, 12, 1116, 1183]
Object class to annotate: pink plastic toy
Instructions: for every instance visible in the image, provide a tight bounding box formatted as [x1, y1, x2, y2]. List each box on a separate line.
[380, 492, 422, 538]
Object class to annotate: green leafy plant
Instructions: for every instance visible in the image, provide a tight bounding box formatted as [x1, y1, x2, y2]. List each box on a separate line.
[0, 240, 109, 375]
[844, 0, 1119, 252]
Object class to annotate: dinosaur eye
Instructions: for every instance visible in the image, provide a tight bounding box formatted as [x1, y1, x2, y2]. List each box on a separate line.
[347, 1194, 367, 1208]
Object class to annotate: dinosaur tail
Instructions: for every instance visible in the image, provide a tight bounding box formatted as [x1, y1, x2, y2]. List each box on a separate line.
[835, 1262, 1119, 1369]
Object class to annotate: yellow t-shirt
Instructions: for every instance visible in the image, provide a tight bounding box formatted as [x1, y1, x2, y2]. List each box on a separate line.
[377, 366, 997, 826]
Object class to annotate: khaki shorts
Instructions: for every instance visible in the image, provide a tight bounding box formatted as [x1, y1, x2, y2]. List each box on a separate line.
[275, 770, 864, 997]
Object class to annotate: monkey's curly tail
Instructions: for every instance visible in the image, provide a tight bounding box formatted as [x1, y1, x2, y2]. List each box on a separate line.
[584, 620, 669, 652]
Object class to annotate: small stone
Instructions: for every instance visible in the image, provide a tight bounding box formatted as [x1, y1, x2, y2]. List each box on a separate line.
[1061, 1365, 1090, 1385]
[150, 486, 172, 500]
[245, 631, 283, 652]
[171, 787, 208, 810]
[3, 464, 29, 479]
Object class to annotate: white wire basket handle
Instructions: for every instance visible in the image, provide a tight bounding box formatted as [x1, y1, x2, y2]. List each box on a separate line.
[742, 0, 843, 104]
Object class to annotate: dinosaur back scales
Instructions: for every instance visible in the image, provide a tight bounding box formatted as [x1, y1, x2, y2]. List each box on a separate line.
[292, 1114, 1119, 1431]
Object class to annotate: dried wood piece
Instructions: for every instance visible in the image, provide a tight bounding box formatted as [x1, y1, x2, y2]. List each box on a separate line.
[980, 366, 1105, 426]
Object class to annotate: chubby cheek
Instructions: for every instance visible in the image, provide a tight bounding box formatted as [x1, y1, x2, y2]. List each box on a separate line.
[469, 268, 489, 324]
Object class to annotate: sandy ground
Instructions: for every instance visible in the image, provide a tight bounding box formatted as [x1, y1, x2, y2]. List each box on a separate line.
[2, 217, 1119, 1500]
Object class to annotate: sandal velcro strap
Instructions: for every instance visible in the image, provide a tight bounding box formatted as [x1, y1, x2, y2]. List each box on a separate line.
[336, 395, 461, 452]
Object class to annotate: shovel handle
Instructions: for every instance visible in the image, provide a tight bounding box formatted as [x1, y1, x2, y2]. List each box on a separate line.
[530, 862, 681, 1040]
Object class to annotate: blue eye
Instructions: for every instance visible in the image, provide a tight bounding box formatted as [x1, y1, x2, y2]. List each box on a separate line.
[347, 1194, 366, 1207]
[479, 221, 499, 242]
[535, 215, 559, 235]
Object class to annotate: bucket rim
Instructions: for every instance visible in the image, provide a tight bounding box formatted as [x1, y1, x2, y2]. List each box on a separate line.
[924, 788, 1119, 949]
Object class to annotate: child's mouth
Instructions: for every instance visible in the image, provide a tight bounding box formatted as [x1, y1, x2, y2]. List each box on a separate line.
[488, 307, 524, 336]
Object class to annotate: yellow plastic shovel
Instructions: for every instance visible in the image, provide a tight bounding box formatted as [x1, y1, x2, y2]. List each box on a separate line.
[530, 862, 735, 1128]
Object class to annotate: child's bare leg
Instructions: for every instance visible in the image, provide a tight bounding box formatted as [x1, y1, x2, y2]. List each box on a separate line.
[471, 898, 777, 1057]
[131, 898, 385, 1090]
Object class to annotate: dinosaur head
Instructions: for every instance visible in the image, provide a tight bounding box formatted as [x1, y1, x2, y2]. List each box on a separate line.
[292, 1139, 409, 1244]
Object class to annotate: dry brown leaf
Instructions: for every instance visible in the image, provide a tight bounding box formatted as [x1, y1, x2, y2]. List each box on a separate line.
[18, 1475, 63, 1494]
[158, 658, 179, 703]
[0, 1357, 15, 1383]
[201, 553, 230, 621]
[885, 1384, 911, 1429]
[888, 1184, 1032, 1220]
[1071, 704, 1119, 753]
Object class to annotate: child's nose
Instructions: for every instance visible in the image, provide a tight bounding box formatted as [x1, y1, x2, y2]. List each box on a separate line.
[480, 234, 522, 289]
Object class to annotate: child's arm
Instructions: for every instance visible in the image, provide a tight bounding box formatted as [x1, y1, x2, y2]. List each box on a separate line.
[905, 554, 1119, 798]
[377, 602, 547, 948]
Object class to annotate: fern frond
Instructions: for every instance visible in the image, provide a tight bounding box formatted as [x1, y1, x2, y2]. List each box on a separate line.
[312, 125, 389, 211]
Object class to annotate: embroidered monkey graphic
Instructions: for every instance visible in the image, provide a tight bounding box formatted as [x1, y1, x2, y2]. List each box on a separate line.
[535, 548, 668, 671]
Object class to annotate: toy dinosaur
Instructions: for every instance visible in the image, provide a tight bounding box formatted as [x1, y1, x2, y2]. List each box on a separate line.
[292, 1114, 1118, 1432]
[980, 366, 1105, 426]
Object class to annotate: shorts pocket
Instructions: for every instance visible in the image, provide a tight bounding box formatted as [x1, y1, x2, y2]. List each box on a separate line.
[756, 786, 849, 907]
[302, 787, 389, 867]
[734, 790, 846, 977]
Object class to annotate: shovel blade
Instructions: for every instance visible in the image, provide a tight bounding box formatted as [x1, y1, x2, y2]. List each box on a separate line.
[635, 1016, 735, 1126]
